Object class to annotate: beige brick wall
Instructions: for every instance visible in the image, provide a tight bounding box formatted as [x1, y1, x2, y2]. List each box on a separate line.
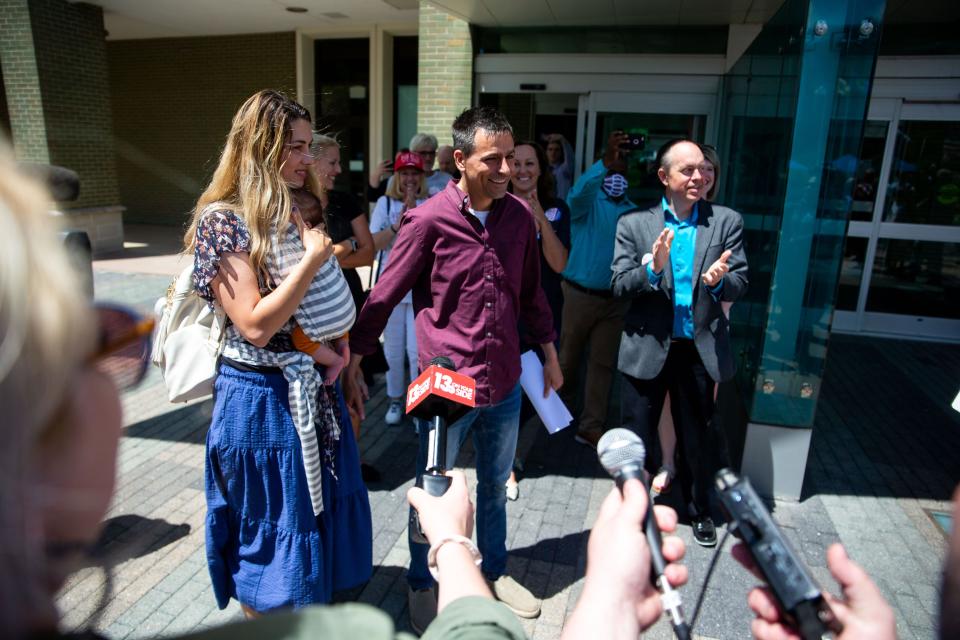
[416, 2, 472, 147]
[107, 33, 296, 226]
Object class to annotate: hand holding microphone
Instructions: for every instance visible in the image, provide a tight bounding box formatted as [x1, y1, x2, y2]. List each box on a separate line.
[562, 428, 688, 640]
[406, 356, 476, 544]
[595, 429, 691, 639]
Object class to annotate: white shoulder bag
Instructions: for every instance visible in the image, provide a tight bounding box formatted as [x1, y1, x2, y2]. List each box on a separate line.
[151, 264, 226, 403]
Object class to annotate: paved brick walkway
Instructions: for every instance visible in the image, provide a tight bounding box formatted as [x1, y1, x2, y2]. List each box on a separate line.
[56, 266, 957, 640]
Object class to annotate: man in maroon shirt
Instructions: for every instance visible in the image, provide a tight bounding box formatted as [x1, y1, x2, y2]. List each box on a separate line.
[346, 106, 562, 631]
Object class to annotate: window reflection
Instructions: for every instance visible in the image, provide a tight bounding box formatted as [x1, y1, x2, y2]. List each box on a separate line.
[837, 236, 868, 311]
[595, 113, 704, 206]
[883, 121, 960, 226]
[866, 240, 960, 319]
[850, 120, 887, 222]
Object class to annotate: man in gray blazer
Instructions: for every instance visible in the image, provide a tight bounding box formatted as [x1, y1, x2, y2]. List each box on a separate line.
[611, 139, 748, 546]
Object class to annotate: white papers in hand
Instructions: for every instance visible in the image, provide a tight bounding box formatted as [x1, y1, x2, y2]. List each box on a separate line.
[519, 350, 573, 434]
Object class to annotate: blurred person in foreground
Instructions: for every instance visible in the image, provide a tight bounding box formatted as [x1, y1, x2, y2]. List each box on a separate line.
[0, 149, 689, 638]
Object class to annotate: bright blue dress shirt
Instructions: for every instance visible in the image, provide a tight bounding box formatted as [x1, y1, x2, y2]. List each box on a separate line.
[647, 197, 722, 339]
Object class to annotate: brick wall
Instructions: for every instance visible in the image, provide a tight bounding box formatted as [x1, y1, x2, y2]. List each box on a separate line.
[107, 32, 296, 226]
[0, 0, 50, 163]
[29, 0, 119, 208]
[416, 2, 472, 146]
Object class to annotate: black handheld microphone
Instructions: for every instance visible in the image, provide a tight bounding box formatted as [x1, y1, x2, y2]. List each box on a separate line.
[597, 428, 691, 640]
[406, 355, 476, 544]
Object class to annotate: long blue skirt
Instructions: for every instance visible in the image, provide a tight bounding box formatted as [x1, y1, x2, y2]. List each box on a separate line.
[204, 364, 373, 611]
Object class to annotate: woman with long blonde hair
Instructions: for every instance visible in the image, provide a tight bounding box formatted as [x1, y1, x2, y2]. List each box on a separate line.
[184, 89, 372, 614]
[0, 143, 529, 640]
[302, 134, 383, 481]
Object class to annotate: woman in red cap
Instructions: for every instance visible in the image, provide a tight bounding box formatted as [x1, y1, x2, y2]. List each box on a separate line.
[369, 150, 428, 426]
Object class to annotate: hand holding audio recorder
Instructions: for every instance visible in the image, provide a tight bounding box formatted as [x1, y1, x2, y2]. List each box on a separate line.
[715, 469, 843, 640]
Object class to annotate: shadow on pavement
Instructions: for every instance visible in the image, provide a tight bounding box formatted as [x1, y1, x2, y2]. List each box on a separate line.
[517, 422, 609, 482]
[802, 334, 960, 503]
[92, 514, 191, 566]
[125, 401, 212, 444]
[509, 530, 590, 600]
[526, 333, 960, 505]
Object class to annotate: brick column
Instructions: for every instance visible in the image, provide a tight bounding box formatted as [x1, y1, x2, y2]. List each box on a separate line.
[0, 0, 50, 163]
[0, 0, 123, 253]
[417, 2, 472, 146]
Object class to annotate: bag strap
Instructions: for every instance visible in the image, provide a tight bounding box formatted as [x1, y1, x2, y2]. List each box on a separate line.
[207, 303, 228, 356]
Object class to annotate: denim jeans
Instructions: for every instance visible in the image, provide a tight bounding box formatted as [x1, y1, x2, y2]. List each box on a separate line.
[407, 382, 521, 589]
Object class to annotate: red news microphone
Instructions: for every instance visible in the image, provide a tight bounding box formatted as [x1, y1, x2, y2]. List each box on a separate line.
[407, 355, 476, 544]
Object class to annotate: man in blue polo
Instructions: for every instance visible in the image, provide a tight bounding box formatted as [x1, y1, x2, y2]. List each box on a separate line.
[559, 130, 636, 448]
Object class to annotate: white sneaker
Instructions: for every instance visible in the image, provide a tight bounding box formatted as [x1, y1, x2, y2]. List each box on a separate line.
[385, 400, 404, 426]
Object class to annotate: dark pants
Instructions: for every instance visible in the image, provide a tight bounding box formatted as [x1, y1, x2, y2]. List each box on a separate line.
[621, 340, 728, 518]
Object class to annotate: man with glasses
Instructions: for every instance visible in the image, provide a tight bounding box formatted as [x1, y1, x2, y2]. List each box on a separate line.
[369, 134, 455, 203]
[611, 139, 748, 547]
[410, 133, 454, 196]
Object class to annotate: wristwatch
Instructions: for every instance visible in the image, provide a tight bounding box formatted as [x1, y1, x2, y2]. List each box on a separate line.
[349, 238, 359, 253]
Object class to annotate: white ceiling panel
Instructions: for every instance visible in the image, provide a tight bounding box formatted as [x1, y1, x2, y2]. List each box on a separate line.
[86, 0, 954, 40]
[88, 0, 420, 40]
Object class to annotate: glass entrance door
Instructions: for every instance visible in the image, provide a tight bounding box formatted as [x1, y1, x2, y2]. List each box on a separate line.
[834, 100, 960, 340]
[575, 91, 715, 205]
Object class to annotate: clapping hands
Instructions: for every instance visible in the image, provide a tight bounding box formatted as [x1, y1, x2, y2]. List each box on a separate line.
[651, 227, 674, 274]
[702, 250, 732, 288]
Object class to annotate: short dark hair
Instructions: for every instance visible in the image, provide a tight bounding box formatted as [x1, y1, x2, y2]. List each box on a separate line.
[291, 188, 324, 228]
[451, 106, 514, 157]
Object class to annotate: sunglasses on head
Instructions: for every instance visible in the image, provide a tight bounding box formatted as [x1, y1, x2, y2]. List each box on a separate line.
[88, 304, 154, 391]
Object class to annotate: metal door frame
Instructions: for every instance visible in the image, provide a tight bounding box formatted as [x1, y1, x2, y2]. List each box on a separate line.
[574, 91, 717, 179]
[833, 99, 960, 341]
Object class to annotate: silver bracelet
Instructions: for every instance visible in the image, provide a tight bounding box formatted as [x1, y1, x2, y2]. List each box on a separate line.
[426, 534, 482, 581]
